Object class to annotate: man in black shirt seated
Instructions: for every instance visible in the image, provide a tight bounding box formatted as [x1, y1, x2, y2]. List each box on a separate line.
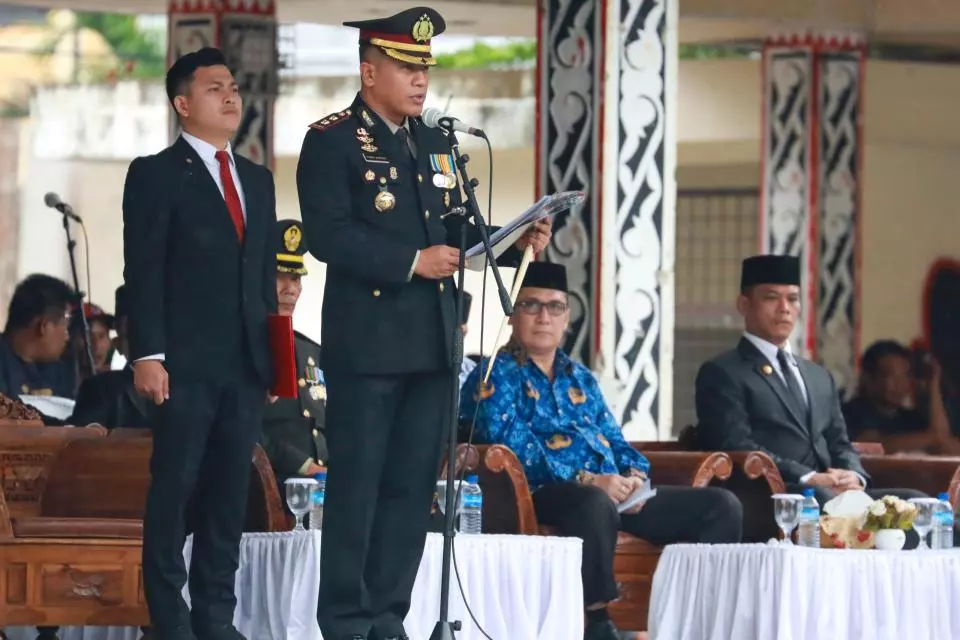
[842, 340, 958, 455]
[0, 274, 75, 400]
[69, 285, 148, 429]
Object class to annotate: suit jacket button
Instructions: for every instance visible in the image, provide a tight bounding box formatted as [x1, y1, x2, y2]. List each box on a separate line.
[312, 429, 319, 437]
[298, 378, 306, 387]
[303, 409, 311, 418]
[424, 210, 430, 219]
[439, 282, 445, 292]
[373, 289, 381, 297]
[418, 174, 423, 183]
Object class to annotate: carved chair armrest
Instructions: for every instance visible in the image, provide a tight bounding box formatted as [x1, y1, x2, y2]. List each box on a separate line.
[441, 444, 540, 535]
[860, 454, 960, 507]
[726, 451, 786, 494]
[639, 451, 733, 488]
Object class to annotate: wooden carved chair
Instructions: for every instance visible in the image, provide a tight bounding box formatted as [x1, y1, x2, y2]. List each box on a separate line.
[443, 443, 734, 632]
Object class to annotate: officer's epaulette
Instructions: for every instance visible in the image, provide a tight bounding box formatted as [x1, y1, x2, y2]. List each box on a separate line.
[308, 109, 352, 132]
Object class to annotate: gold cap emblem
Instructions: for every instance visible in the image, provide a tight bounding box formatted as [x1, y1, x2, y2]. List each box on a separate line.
[412, 14, 434, 42]
[283, 225, 301, 252]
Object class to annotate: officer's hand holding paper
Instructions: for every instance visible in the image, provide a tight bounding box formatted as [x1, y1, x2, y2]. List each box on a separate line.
[465, 191, 585, 271]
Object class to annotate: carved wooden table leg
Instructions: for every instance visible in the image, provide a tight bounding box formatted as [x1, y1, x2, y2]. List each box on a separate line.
[140, 626, 154, 640]
[36, 627, 59, 640]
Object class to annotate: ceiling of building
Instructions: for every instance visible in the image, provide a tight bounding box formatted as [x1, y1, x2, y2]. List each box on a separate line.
[6, 0, 960, 47]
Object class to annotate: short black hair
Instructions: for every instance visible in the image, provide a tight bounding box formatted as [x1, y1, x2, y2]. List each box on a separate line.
[165, 47, 229, 108]
[359, 41, 379, 63]
[3, 274, 74, 335]
[861, 340, 911, 375]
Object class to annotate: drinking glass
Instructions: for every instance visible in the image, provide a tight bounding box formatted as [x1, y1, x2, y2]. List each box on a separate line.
[772, 494, 803, 545]
[285, 478, 316, 532]
[436, 479, 463, 531]
[909, 497, 940, 550]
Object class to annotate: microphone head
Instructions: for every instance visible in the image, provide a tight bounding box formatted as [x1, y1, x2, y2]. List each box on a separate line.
[44, 192, 61, 208]
[421, 107, 444, 129]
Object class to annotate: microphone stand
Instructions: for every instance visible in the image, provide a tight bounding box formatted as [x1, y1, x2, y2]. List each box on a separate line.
[430, 119, 513, 640]
[58, 210, 96, 379]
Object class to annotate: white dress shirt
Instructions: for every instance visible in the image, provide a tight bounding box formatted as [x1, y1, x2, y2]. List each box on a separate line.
[743, 332, 864, 487]
[136, 132, 248, 363]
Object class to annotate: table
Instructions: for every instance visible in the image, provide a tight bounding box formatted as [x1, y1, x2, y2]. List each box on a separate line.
[649, 543, 960, 640]
[6, 531, 583, 640]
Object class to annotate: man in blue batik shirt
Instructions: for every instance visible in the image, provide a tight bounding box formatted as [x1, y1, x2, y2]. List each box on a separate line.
[461, 262, 742, 640]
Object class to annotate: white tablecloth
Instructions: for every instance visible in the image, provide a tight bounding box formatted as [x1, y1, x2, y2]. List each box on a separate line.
[6, 531, 582, 640]
[649, 543, 960, 640]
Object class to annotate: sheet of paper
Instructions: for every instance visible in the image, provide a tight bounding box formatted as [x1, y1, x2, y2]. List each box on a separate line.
[19, 395, 75, 420]
[464, 191, 585, 271]
[617, 480, 658, 514]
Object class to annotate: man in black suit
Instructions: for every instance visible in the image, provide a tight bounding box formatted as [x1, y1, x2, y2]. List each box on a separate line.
[296, 8, 551, 640]
[695, 256, 923, 520]
[122, 47, 277, 640]
[69, 285, 149, 429]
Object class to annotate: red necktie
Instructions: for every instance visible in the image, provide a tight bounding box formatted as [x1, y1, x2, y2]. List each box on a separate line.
[215, 150, 245, 243]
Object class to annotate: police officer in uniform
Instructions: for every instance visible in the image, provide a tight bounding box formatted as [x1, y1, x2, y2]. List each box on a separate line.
[296, 7, 551, 640]
[260, 220, 329, 488]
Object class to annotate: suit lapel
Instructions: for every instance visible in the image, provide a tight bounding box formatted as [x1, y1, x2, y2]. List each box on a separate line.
[174, 135, 245, 245]
[234, 156, 259, 250]
[737, 338, 808, 431]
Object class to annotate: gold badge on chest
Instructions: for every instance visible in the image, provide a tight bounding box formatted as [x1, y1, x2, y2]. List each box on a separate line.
[375, 189, 396, 213]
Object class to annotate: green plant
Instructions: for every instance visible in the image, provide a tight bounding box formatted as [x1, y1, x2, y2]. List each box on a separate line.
[435, 40, 536, 70]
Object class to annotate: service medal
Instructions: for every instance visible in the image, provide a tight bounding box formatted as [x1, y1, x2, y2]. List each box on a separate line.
[375, 190, 396, 212]
[444, 172, 457, 189]
[432, 173, 447, 188]
[308, 386, 319, 401]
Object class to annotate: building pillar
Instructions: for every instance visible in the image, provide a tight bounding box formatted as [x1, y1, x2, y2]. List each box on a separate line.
[167, 0, 278, 168]
[760, 34, 864, 394]
[537, 0, 678, 439]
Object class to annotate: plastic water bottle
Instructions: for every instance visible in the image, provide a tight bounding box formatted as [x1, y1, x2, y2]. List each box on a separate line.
[309, 471, 326, 531]
[797, 488, 821, 548]
[460, 475, 483, 535]
[932, 492, 954, 550]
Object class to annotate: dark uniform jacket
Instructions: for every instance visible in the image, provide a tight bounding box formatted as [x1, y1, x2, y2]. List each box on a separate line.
[297, 93, 519, 375]
[261, 331, 328, 485]
[68, 366, 148, 429]
[695, 337, 868, 485]
[122, 136, 277, 386]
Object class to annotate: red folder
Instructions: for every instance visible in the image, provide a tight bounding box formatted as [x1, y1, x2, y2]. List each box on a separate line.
[268, 314, 297, 398]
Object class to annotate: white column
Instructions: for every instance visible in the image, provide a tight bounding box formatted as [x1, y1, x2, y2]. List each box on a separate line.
[538, 0, 677, 440]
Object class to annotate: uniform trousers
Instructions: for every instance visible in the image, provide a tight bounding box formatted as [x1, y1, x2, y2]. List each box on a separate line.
[533, 483, 743, 605]
[318, 369, 449, 640]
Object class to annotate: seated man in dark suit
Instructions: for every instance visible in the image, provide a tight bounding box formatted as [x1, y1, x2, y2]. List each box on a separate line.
[69, 285, 148, 429]
[260, 220, 328, 488]
[462, 262, 742, 640]
[695, 256, 924, 531]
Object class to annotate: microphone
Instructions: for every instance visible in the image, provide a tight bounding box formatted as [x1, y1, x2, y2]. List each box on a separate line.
[44, 192, 82, 223]
[421, 107, 486, 138]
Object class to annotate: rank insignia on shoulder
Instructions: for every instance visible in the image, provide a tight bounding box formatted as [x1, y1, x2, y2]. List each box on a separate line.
[309, 109, 352, 131]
